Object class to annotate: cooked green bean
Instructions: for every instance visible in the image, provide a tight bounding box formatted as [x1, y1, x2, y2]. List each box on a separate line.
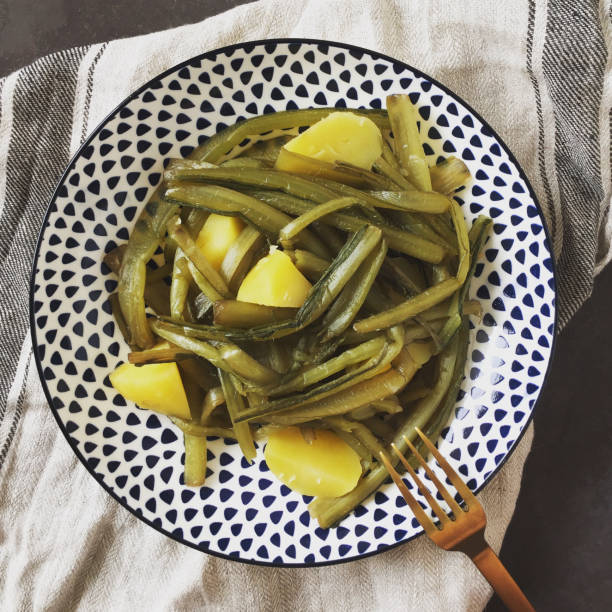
[269, 336, 386, 397]
[218, 369, 256, 463]
[128, 346, 192, 365]
[371, 397, 403, 414]
[103, 244, 127, 275]
[348, 405, 378, 421]
[192, 108, 390, 163]
[178, 357, 219, 392]
[118, 193, 180, 348]
[307, 175, 440, 216]
[179, 357, 205, 419]
[297, 225, 381, 323]
[416, 298, 481, 322]
[171, 416, 235, 440]
[334, 417, 388, 451]
[400, 385, 433, 403]
[408, 319, 469, 468]
[437, 215, 491, 349]
[143, 278, 171, 317]
[362, 416, 395, 441]
[170, 248, 191, 319]
[242, 135, 292, 163]
[152, 320, 228, 369]
[386, 93, 432, 191]
[264, 367, 411, 426]
[310, 221, 346, 254]
[164, 182, 329, 258]
[152, 319, 278, 386]
[287, 249, 330, 281]
[267, 338, 293, 375]
[213, 300, 297, 328]
[383, 209, 453, 250]
[279, 197, 359, 247]
[215, 344, 280, 386]
[146, 262, 172, 284]
[237, 326, 403, 421]
[276, 148, 394, 189]
[326, 416, 387, 457]
[367, 190, 450, 214]
[381, 138, 402, 169]
[353, 277, 460, 333]
[166, 162, 344, 205]
[310, 328, 462, 527]
[461, 215, 492, 303]
[372, 156, 414, 190]
[184, 207, 209, 235]
[381, 257, 426, 295]
[329, 427, 373, 468]
[450, 199, 470, 285]
[153, 316, 269, 342]
[425, 212, 458, 246]
[163, 235, 178, 267]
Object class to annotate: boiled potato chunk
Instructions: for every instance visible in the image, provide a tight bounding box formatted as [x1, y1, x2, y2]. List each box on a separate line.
[109, 362, 191, 419]
[196, 213, 245, 271]
[276, 111, 383, 170]
[265, 427, 362, 497]
[236, 248, 311, 307]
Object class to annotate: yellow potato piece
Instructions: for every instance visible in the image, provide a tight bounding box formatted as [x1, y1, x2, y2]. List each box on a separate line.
[237, 249, 312, 307]
[265, 427, 362, 497]
[109, 362, 191, 419]
[276, 111, 383, 170]
[195, 213, 245, 271]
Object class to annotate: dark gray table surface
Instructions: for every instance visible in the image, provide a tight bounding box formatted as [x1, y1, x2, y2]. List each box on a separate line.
[2, 2, 610, 610]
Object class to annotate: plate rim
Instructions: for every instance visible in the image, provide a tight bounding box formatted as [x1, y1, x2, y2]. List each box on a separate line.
[29, 37, 559, 568]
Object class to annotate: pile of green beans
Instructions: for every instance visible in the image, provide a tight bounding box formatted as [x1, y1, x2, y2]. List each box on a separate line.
[109, 96, 491, 527]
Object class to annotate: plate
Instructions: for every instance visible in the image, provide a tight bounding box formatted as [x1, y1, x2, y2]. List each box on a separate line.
[30, 39, 556, 566]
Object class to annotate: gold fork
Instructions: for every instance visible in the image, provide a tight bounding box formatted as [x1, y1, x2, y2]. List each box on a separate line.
[379, 427, 535, 612]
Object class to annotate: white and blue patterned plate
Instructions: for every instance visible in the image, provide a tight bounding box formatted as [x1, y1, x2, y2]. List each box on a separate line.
[30, 39, 556, 566]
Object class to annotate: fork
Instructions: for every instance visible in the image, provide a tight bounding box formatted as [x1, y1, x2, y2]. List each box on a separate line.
[379, 427, 535, 612]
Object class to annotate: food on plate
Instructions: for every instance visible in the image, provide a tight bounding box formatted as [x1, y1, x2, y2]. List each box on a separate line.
[106, 95, 491, 527]
[195, 213, 245, 271]
[109, 360, 190, 420]
[264, 426, 362, 497]
[236, 248, 312, 307]
[275, 111, 383, 171]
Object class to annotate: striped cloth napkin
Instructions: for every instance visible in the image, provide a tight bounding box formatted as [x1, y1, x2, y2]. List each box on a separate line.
[0, 1, 610, 610]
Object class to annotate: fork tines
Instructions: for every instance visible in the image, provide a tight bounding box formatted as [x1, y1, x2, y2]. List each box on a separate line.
[378, 427, 479, 534]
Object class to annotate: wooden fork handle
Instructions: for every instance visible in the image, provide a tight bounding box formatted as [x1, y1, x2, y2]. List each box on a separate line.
[471, 545, 535, 612]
